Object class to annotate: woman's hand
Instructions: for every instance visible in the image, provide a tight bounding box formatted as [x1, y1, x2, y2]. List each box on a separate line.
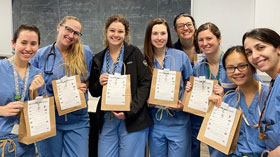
[99, 73, 109, 86]
[29, 73, 44, 91]
[0, 101, 24, 116]
[78, 83, 87, 93]
[167, 100, 183, 111]
[112, 111, 126, 120]
[208, 94, 223, 107]
[185, 81, 192, 92]
[213, 84, 224, 96]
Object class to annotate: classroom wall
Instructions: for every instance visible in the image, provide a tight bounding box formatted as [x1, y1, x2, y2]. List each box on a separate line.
[192, 0, 278, 82]
[192, 0, 255, 51]
[1, 0, 13, 57]
[12, 0, 191, 54]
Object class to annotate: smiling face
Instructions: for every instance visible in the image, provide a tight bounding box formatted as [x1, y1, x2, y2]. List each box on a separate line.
[225, 51, 254, 86]
[151, 24, 168, 50]
[197, 29, 221, 55]
[106, 21, 126, 47]
[12, 30, 39, 63]
[244, 37, 280, 77]
[56, 19, 82, 48]
[175, 16, 195, 40]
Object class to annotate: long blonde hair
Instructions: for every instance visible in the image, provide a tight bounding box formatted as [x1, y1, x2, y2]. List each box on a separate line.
[59, 16, 87, 78]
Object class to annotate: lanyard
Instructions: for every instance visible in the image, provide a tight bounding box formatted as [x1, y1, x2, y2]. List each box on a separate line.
[11, 57, 30, 102]
[258, 79, 274, 140]
[106, 47, 123, 74]
[205, 51, 223, 80]
[236, 81, 262, 128]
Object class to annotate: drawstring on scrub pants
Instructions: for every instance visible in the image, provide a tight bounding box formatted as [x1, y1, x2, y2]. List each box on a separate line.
[155, 107, 175, 121]
[0, 139, 16, 157]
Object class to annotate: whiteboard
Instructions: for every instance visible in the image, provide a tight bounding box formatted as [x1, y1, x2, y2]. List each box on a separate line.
[0, 0, 13, 57]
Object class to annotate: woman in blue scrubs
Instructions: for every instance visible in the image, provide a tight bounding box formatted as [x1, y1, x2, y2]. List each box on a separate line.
[210, 45, 269, 156]
[243, 28, 280, 157]
[173, 13, 199, 67]
[88, 14, 153, 157]
[144, 18, 193, 157]
[0, 24, 44, 156]
[189, 22, 235, 156]
[31, 16, 93, 156]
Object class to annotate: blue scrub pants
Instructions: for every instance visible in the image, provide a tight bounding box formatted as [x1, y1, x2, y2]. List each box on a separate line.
[37, 127, 89, 157]
[149, 109, 192, 157]
[0, 134, 35, 157]
[190, 114, 204, 157]
[98, 112, 148, 157]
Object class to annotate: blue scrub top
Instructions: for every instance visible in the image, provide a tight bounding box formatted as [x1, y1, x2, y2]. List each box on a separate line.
[224, 83, 269, 156]
[0, 59, 42, 136]
[193, 53, 235, 93]
[30, 44, 94, 130]
[262, 74, 280, 151]
[153, 47, 193, 100]
[150, 48, 193, 130]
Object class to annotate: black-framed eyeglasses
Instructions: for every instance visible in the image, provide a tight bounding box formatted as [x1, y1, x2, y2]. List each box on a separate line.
[226, 64, 249, 74]
[44, 42, 56, 75]
[176, 22, 193, 30]
[60, 24, 82, 37]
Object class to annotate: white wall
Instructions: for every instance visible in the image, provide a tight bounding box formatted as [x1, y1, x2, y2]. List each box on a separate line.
[191, 0, 279, 82]
[191, 0, 255, 51]
[255, 0, 280, 34]
[0, 0, 13, 57]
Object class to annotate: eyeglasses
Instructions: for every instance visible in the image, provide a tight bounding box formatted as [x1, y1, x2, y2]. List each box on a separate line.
[226, 64, 249, 73]
[176, 23, 193, 30]
[60, 24, 82, 37]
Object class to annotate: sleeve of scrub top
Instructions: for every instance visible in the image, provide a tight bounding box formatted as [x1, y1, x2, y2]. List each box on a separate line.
[181, 53, 193, 81]
[124, 47, 152, 120]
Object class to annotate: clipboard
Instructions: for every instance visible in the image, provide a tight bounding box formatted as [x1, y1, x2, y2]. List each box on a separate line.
[197, 103, 242, 155]
[52, 75, 86, 116]
[148, 68, 181, 108]
[18, 96, 56, 145]
[101, 74, 131, 111]
[182, 76, 218, 117]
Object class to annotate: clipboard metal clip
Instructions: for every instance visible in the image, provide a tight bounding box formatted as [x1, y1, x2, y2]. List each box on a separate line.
[35, 96, 44, 110]
[199, 76, 206, 89]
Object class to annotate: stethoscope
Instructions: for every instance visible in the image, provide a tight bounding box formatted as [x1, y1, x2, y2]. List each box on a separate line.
[44, 42, 56, 75]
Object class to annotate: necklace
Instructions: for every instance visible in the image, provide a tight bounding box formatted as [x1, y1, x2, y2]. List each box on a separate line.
[11, 57, 30, 101]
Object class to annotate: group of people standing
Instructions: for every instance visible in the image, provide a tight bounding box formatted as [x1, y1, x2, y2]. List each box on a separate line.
[0, 12, 280, 157]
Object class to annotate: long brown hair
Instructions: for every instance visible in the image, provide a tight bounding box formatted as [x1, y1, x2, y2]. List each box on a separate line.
[59, 16, 87, 78]
[144, 18, 173, 73]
